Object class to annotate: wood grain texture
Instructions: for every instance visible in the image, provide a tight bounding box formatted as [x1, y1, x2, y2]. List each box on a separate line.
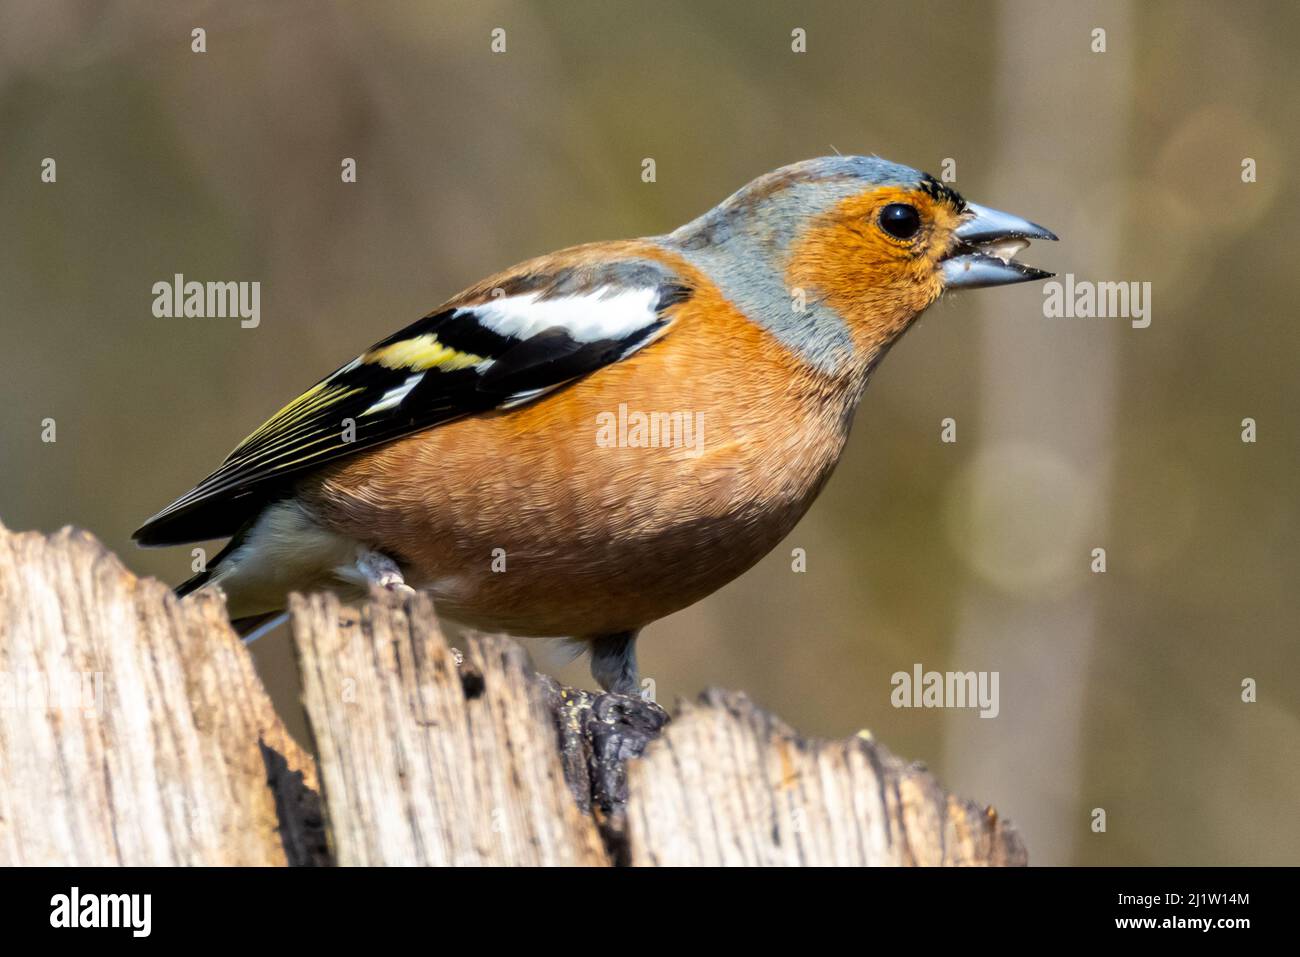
[0, 521, 323, 865]
[290, 591, 609, 866]
[0, 520, 1024, 867]
[624, 689, 1027, 866]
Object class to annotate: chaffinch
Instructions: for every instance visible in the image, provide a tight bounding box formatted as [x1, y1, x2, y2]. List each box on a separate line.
[135, 156, 1056, 694]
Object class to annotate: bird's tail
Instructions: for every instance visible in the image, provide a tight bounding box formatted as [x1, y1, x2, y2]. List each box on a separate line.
[230, 611, 289, 643]
[171, 529, 283, 642]
[174, 565, 214, 598]
[172, 530, 243, 598]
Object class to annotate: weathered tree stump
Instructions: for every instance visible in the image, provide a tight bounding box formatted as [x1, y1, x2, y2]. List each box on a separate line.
[622, 690, 1024, 865]
[291, 592, 607, 865]
[0, 522, 323, 865]
[0, 520, 1026, 866]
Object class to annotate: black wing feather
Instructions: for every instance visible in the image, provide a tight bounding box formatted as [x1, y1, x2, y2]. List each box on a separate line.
[133, 268, 690, 546]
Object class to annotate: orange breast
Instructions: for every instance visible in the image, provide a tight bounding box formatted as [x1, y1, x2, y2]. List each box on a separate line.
[299, 250, 856, 637]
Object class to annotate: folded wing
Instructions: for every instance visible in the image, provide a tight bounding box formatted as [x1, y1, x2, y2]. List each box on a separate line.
[134, 259, 691, 545]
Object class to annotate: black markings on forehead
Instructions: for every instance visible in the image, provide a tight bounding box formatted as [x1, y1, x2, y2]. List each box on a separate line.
[918, 174, 967, 212]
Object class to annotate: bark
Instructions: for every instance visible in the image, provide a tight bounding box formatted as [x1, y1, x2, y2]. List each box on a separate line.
[0, 522, 324, 865]
[0, 521, 1025, 867]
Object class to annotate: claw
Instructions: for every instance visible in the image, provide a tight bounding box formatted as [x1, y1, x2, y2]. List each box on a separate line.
[350, 547, 415, 596]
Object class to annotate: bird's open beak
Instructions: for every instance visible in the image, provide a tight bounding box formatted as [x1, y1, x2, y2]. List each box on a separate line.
[941, 202, 1058, 289]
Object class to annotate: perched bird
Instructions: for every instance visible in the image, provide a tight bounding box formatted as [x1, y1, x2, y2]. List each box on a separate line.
[135, 156, 1056, 694]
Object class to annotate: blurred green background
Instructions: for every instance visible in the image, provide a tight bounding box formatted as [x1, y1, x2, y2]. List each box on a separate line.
[2, 0, 1297, 865]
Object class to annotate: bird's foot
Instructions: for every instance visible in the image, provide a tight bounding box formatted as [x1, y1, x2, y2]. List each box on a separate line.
[541, 678, 669, 857]
[352, 547, 416, 597]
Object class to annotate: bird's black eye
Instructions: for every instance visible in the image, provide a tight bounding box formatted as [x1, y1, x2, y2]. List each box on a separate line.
[879, 203, 922, 240]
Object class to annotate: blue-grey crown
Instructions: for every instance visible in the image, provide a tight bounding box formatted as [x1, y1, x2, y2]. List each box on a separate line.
[665, 155, 959, 253]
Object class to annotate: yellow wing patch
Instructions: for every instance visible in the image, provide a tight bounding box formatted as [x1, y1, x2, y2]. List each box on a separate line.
[365, 334, 485, 372]
[222, 332, 480, 470]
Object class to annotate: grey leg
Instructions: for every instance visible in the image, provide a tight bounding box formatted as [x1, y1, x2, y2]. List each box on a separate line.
[589, 630, 640, 695]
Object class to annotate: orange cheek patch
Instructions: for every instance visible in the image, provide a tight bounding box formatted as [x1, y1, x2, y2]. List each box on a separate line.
[785, 187, 952, 354]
